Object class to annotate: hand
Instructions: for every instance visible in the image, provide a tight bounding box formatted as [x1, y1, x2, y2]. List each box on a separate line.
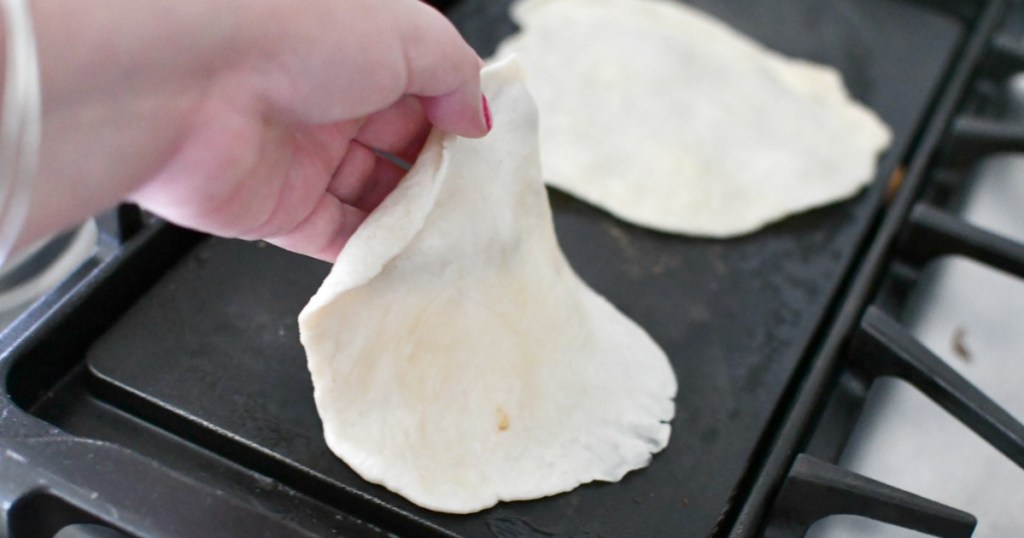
[22, 0, 489, 261]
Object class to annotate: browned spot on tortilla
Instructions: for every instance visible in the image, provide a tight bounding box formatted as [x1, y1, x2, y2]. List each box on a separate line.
[497, 408, 510, 431]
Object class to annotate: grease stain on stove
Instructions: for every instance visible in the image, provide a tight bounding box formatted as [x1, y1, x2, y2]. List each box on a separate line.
[602, 220, 636, 257]
[486, 516, 557, 537]
[194, 249, 210, 269]
[951, 325, 972, 362]
[598, 220, 682, 279]
[486, 515, 606, 538]
[601, 222, 647, 280]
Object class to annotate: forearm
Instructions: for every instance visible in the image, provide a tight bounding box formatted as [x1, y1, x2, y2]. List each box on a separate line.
[19, 0, 263, 247]
[7, 0, 486, 260]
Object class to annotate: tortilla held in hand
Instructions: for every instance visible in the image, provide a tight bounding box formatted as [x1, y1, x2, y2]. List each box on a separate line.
[495, 0, 893, 237]
[298, 58, 677, 514]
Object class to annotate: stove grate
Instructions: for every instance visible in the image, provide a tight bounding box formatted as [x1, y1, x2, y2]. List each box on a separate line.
[729, 0, 1024, 536]
[764, 455, 975, 538]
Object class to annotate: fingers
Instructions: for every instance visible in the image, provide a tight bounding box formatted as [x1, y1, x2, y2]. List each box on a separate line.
[419, 91, 490, 140]
[355, 155, 406, 212]
[259, 0, 490, 136]
[328, 140, 406, 212]
[265, 193, 366, 262]
[395, 0, 490, 138]
[328, 142, 379, 204]
[355, 95, 432, 163]
[275, 141, 402, 261]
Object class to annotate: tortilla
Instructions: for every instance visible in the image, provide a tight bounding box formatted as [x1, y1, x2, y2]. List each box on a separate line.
[494, 0, 893, 236]
[299, 58, 677, 514]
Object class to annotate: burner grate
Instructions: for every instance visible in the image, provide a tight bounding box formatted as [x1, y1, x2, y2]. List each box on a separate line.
[850, 308, 1024, 471]
[901, 203, 1024, 274]
[734, 0, 1024, 536]
[764, 455, 975, 538]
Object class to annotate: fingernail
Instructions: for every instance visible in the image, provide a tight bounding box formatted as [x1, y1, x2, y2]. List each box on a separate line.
[482, 94, 492, 132]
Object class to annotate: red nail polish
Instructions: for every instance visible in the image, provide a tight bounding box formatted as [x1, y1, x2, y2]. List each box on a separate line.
[482, 94, 492, 132]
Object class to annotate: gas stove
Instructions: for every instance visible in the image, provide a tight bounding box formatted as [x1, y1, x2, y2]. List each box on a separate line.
[1, 1, 1022, 537]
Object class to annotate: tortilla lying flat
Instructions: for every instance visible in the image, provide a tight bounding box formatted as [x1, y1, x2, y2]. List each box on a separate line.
[299, 58, 677, 514]
[495, 0, 893, 237]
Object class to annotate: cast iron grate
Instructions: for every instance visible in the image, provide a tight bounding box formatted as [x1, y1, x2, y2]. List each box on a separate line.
[764, 454, 976, 538]
[744, 1, 1024, 536]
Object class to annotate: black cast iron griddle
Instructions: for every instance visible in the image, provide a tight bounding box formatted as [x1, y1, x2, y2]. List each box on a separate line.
[24, 0, 962, 536]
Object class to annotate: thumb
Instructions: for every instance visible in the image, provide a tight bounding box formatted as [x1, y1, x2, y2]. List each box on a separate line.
[398, 1, 490, 138]
[419, 79, 491, 139]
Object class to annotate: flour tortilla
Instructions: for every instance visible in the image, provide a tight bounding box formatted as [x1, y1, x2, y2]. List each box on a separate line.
[494, 0, 893, 237]
[299, 58, 677, 514]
